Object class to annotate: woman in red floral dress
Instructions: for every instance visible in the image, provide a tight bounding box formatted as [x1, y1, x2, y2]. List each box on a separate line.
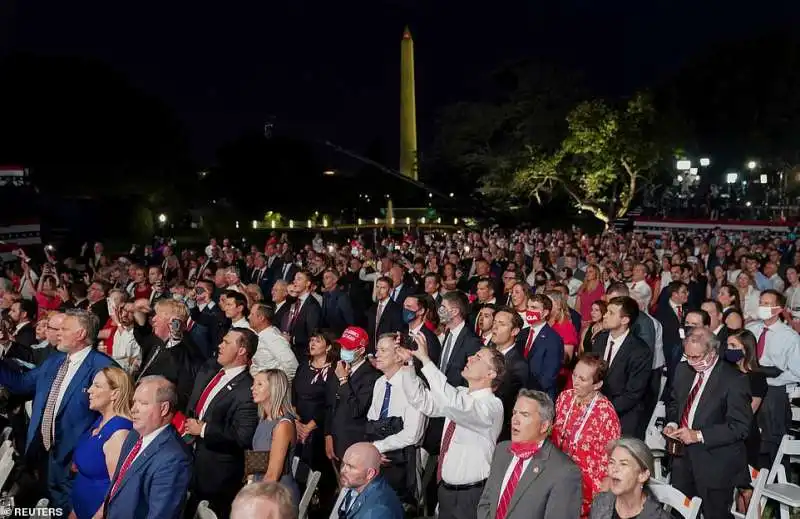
[552, 353, 621, 518]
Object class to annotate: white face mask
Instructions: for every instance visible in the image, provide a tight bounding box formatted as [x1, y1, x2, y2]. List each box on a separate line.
[757, 306, 775, 321]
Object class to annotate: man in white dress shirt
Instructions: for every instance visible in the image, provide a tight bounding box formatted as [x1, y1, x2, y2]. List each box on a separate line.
[746, 289, 800, 465]
[366, 334, 426, 506]
[398, 333, 504, 519]
[248, 303, 298, 380]
[223, 290, 251, 330]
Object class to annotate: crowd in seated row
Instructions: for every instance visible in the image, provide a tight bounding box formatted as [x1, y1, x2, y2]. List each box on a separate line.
[0, 225, 797, 519]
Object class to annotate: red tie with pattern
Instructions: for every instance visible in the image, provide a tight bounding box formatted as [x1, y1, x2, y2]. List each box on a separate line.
[109, 438, 142, 497]
[757, 328, 768, 359]
[680, 371, 705, 428]
[495, 442, 540, 519]
[194, 369, 225, 417]
[437, 420, 457, 482]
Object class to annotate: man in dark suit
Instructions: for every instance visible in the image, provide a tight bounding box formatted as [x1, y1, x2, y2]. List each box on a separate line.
[489, 307, 531, 441]
[388, 265, 414, 307]
[325, 327, 380, 461]
[423, 290, 483, 456]
[321, 269, 355, 335]
[336, 443, 404, 519]
[9, 298, 37, 347]
[277, 256, 298, 285]
[263, 243, 284, 300]
[104, 376, 192, 519]
[188, 280, 226, 359]
[282, 270, 321, 359]
[366, 277, 406, 355]
[701, 300, 729, 355]
[655, 281, 690, 393]
[515, 295, 564, 399]
[593, 296, 653, 438]
[664, 327, 751, 519]
[88, 281, 110, 330]
[402, 294, 441, 369]
[0, 310, 115, 512]
[270, 280, 291, 332]
[135, 299, 204, 412]
[477, 390, 582, 519]
[184, 328, 259, 519]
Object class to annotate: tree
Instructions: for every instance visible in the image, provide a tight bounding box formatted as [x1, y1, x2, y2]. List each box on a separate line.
[479, 93, 674, 225]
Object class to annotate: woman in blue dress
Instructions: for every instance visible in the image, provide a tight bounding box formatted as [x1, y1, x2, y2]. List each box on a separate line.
[69, 366, 134, 519]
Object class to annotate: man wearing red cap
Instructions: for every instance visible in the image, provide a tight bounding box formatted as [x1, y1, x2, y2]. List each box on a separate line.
[324, 326, 380, 463]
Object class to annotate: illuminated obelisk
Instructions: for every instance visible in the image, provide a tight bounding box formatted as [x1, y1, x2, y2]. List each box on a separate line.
[400, 26, 418, 180]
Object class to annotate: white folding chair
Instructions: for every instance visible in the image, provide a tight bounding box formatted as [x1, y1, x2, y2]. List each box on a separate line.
[760, 435, 800, 519]
[731, 467, 767, 519]
[0, 440, 14, 492]
[649, 480, 703, 519]
[24, 401, 32, 420]
[292, 456, 320, 519]
[194, 499, 218, 519]
[0, 428, 11, 442]
[645, 402, 668, 482]
[329, 489, 347, 519]
[35, 498, 49, 509]
[299, 470, 321, 519]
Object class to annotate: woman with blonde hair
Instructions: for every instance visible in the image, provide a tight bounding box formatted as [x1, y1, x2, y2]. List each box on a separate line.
[250, 369, 300, 505]
[546, 290, 579, 390]
[70, 367, 134, 519]
[577, 264, 605, 325]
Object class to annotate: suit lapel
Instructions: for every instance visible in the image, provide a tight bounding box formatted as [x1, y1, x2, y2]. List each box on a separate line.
[507, 442, 552, 515]
[110, 427, 171, 502]
[56, 351, 94, 419]
[205, 371, 248, 415]
[693, 360, 722, 425]
[444, 328, 465, 373]
[489, 447, 513, 518]
[188, 365, 220, 414]
[606, 334, 632, 376]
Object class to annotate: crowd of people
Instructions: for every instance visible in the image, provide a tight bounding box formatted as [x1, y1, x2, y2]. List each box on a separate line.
[0, 225, 797, 519]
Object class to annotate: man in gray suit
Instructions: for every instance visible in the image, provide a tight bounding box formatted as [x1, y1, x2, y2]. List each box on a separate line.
[477, 389, 582, 519]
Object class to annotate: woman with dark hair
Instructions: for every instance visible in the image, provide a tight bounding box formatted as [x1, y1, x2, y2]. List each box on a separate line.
[581, 300, 608, 357]
[726, 329, 767, 469]
[292, 329, 340, 469]
[726, 329, 767, 511]
[718, 284, 744, 330]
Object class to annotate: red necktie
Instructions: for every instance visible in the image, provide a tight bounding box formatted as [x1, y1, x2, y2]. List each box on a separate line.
[437, 420, 457, 482]
[757, 328, 768, 359]
[109, 438, 142, 497]
[194, 369, 225, 417]
[495, 443, 540, 519]
[680, 371, 705, 428]
[288, 300, 301, 328]
[677, 305, 683, 322]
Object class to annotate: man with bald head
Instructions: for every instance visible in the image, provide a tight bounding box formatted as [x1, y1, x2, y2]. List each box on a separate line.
[336, 443, 404, 519]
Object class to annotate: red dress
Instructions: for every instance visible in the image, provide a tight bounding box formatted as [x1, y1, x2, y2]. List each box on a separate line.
[99, 317, 118, 356]
[552, 319, 579, 391]
[552, 389, 621, 518]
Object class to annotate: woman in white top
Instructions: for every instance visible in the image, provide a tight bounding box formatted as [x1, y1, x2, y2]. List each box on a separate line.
[735, 271, 761, 322]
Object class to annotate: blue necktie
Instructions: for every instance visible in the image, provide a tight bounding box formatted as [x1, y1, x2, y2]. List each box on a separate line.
[380, 381, 392, 419]
[339, 489, 353, 519]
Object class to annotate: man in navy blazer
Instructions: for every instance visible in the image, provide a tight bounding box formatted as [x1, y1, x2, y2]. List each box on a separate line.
[336, 443, 404, 519]
[0, 309, 115, 512]
[104, 376, 192, 519]
[515, 295, 564, 399]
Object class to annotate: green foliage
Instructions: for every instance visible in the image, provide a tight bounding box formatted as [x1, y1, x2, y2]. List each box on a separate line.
[481, 93, 670, 224]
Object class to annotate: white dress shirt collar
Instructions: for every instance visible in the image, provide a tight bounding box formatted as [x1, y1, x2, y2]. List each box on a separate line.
[137, 424, 170, 458]
[14, 321, 30, 335]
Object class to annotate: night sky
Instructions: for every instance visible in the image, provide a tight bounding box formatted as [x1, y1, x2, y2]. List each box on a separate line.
[4, 0, 800, 166]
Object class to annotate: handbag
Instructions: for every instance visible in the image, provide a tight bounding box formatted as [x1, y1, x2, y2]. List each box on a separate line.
[244, 450, 270, 476]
